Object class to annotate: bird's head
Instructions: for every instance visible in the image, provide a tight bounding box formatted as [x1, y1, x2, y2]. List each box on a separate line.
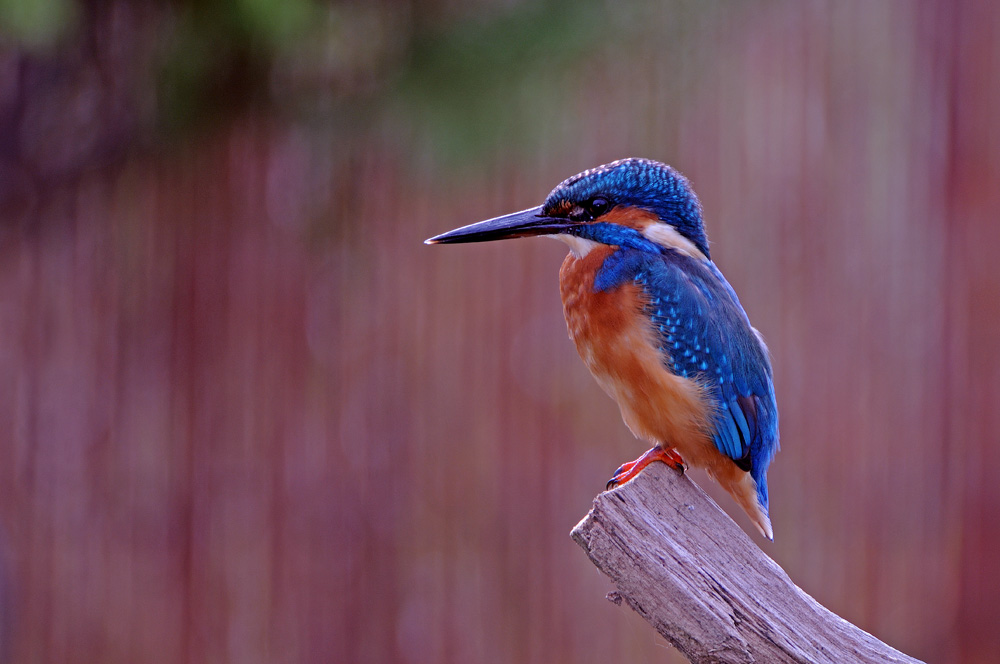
[426, 158, 709, 260]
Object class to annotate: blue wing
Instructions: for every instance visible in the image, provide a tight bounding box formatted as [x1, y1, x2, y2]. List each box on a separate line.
[595, 248, 779, 509]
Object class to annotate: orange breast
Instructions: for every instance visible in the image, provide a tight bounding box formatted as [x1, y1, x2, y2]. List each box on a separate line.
[558, 248, 717, 463]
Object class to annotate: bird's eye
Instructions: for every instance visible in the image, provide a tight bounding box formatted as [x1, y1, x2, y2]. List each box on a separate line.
[588, 197, 610, 217]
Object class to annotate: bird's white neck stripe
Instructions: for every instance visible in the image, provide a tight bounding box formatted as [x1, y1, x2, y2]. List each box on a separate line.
[640, 222, 707, 261]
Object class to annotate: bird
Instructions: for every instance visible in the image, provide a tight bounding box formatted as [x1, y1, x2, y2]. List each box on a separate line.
[426, 158, 779, 540]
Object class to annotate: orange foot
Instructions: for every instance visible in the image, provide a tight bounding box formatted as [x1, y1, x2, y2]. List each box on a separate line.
[606, 446, 685, 490]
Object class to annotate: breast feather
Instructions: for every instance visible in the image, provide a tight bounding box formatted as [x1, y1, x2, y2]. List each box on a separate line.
[558, 249, 714, 455]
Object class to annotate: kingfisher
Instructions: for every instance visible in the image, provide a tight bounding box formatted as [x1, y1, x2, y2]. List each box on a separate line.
[426, 158, 779, 540]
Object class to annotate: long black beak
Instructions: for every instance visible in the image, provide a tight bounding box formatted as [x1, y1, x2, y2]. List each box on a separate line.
[424, 205, 573, 245]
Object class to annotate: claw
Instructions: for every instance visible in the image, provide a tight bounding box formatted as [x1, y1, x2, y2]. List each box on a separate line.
[606, 446, 685, 490]
[607, 460, 637, 489]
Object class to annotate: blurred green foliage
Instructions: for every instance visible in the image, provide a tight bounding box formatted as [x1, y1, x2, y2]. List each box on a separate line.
[0, 0, 75, 47]
[393, 0, 608, 162]
[156, 0, 645, 162]
[158, 0, 321, 131]
[0, 0, 712, 165]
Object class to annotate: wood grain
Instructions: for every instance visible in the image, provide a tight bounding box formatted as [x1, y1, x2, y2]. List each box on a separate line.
[571, 464, 924, 664]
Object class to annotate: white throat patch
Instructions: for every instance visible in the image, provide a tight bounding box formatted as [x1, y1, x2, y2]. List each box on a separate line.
[551, 234, 601, 258]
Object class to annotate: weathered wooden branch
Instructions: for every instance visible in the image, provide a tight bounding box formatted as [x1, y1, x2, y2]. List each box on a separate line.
[571, 463, 924, 664]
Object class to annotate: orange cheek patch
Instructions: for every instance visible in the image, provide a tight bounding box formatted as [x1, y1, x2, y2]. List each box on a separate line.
[597, 206, 661, 230]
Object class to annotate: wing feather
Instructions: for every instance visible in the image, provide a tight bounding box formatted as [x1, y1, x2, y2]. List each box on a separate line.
[631, 252, 777, 473]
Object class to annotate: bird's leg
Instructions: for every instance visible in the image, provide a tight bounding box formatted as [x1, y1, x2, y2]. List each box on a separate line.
[606, 446, 685, 489]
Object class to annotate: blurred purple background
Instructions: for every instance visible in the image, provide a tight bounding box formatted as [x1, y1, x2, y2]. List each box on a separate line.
[1, 1, 998, 662]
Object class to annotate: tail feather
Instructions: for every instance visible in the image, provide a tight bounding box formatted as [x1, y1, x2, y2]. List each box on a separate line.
[723, 469, 773, 541]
